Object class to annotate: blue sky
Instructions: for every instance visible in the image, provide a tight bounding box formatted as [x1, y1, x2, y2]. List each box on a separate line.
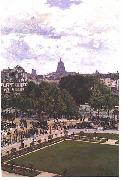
[0, 0, 119, 74]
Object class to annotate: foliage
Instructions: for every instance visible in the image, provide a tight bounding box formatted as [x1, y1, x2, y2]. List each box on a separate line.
[89, 84, 105, 109]
[59, 75, 118, 110]
[59, 75, 96, 104]
[89, 82, 118, 110]
[2, 75, 118, 116]
[81, 133, 119, 140]
[1, 81, 78, 118]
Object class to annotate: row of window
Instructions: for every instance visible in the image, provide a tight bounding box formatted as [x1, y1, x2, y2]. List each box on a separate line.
[1, 83, 27, 87]
[2, 79, 27, 83]
[4, 87, 25, 93]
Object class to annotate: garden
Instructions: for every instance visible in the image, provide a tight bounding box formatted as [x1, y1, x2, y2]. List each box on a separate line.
[7, 141, 119, 177]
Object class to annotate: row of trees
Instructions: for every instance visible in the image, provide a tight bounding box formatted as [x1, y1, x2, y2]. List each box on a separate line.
[1, 81, 79, 119]
[59, 75, 119, 110]
[1, 75, 119, 118]
[89, 83, 118, 110]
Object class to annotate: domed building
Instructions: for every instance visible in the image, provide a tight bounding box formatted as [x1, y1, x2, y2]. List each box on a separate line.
[45, 58, 77, 81]
[56, 58, 66, 74]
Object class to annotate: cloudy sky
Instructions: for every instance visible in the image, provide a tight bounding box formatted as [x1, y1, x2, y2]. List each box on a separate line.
[0, 0, 120, 74]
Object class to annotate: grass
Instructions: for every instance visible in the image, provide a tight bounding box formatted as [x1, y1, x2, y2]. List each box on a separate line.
[94, 133, 119, 140]
[81, 133, 119, 140]
[10, 141, 119, 177]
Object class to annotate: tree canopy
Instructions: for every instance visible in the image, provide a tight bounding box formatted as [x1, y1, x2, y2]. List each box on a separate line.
[89, 82, 119, 110]
[59, 75, 97, 104]
[1, 81, 79, 119]
[1, 75, 118, 117]
[59, 75, 118, 109]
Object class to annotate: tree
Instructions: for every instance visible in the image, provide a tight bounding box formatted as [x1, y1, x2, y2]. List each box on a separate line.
[89, 81, 118, 117]
[89, 84, 104, 111]
[1, 96, 8, 109]
[5, 81, 79, 119]
[1, 86, 5, 96]
[59, 75, 96, 104]
[61, 89, 78, 119]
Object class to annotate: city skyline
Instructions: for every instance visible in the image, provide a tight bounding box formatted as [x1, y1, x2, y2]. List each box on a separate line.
[1, 60, 119, 76]
[0, 0, 119, 75]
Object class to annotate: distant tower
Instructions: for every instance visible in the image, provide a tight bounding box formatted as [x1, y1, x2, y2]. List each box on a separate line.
[32, 69, 37, 76]
[95, 70, 99, 74]
[56, 58, 66, 73]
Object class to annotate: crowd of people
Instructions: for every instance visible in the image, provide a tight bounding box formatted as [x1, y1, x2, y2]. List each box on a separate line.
[1, 107, 119, 148]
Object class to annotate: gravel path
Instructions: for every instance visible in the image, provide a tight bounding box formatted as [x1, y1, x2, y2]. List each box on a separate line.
[2, 171, 23, 177]
[2, 170, 59, 177]
[101, 139, 118, 145]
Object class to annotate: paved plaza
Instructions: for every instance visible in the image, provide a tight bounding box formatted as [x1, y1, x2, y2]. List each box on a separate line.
[1, 126, 118, 156]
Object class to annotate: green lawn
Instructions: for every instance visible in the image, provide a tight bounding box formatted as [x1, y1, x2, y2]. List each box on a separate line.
[98, 133, 119, 140]
[83, 133, 119, 140]
[10, 141, 119, 177]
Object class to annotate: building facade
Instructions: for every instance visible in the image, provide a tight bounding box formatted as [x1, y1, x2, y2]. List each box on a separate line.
[1, 65, 28, 94]
[27, 69, 43, 84]
[31, 69, 37, 76]
[100, 77, 119, 94]
[56, 58, 66, 73]
[45, 58, 77, 81]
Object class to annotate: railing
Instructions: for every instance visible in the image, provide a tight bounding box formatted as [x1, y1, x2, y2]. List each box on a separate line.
[1, 133, 113, 177]
[2, 162, 40, 176]
[2, 137, 65, 176]
[1, 137, 65, 162]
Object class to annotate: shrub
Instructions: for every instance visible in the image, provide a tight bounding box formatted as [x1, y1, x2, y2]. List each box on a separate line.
[3, 163, 40, 177]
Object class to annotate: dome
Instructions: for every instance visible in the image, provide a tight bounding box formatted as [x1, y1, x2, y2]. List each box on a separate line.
[56, 58, 66, 73]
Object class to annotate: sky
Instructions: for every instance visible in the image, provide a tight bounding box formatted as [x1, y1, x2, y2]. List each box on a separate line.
[0, 0, 120, 75]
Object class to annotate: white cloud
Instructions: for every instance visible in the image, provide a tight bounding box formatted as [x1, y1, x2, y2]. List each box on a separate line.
[0, 0, 120, 74]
